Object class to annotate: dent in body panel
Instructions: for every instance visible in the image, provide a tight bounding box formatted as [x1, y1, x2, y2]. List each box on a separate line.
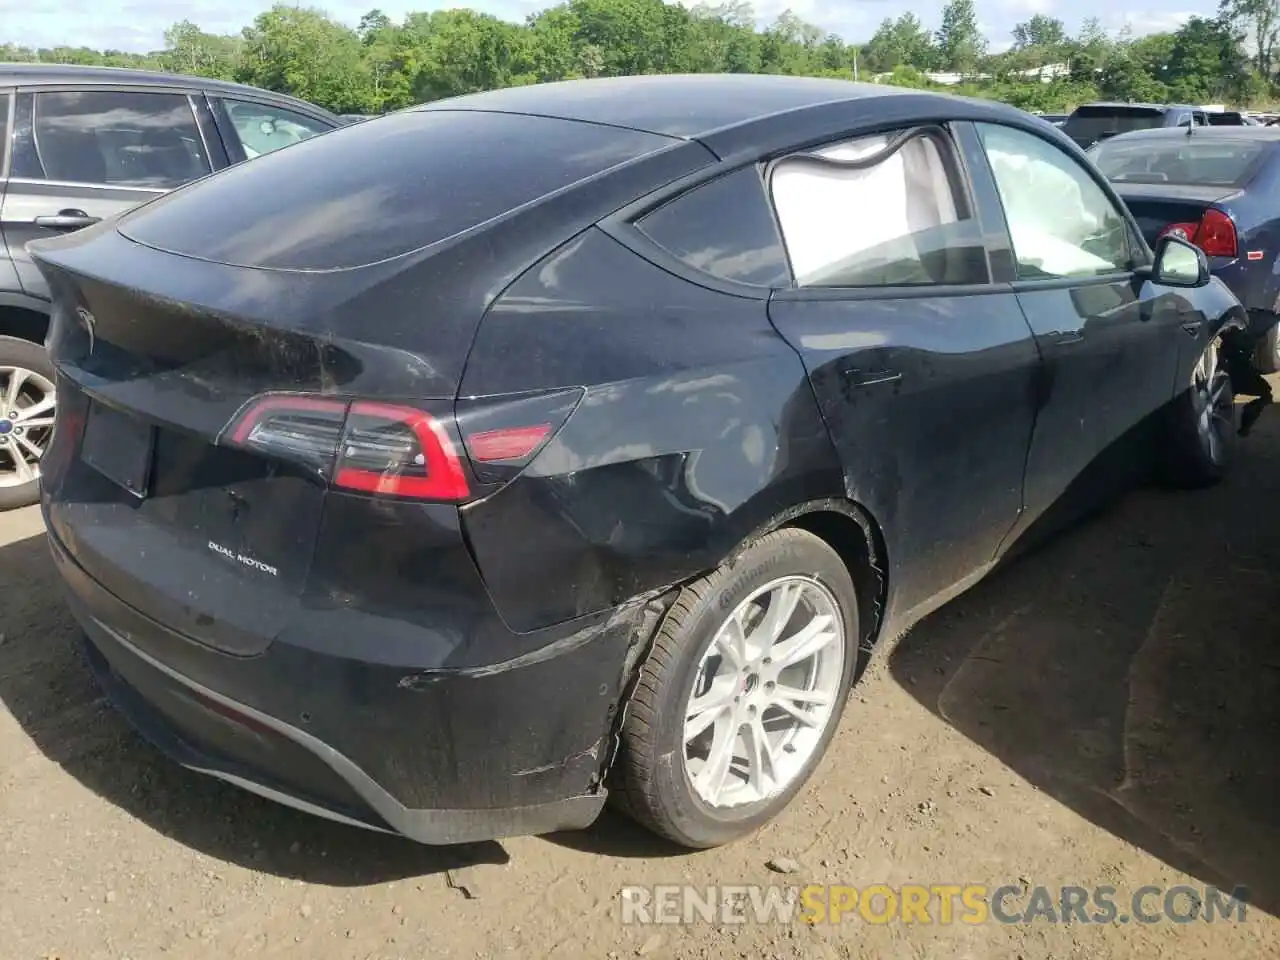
[460, 226, 845, 634]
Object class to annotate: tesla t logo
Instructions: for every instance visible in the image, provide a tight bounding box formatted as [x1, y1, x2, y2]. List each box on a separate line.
[207, 540, 280, 577]
[75, 307, 96, 355]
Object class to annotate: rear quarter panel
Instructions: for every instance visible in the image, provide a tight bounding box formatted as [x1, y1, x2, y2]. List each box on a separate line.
[458, 226, 845, 633]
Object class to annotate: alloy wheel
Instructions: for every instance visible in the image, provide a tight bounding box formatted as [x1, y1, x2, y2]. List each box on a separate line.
[683, 575, 845, 809]
[0, 365, 56, 489]
[1191, 338, 1232, 466]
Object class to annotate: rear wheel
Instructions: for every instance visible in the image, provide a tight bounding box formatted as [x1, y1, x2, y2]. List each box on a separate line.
[1164, 335, 1235, 488]
[612, 528, 859, 848]
[0, 336, 56, 510]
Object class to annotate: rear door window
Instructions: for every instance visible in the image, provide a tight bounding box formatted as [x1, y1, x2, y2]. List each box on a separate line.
[217, 98, 334, 159]
[635, 166, 791, 287]
[117, 109, 678, 271]
[768, 127, 988, 287]
[13, 90, 210, 189]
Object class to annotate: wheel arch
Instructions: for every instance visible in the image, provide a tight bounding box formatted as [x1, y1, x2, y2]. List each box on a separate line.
[0, 293, 51, 345]
[681, 496, 891, 667]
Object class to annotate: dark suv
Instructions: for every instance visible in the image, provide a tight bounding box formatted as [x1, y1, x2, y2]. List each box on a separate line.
[1062, 102, 1212, 150]
[0, 64, 341, 508]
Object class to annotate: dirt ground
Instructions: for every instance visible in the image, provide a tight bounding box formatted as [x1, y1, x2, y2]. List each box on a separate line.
[2, 397, 1279, 960]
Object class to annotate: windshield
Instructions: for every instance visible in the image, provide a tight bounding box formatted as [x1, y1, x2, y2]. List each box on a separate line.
[1064, 106, 1165, 145]
[1089, 138, 1266, 187]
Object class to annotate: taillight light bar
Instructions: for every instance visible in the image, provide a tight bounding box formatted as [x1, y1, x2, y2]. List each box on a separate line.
[1158, 207, 1238, 258]
[221, 389, 581, 502]
[334, 401, 470, 501]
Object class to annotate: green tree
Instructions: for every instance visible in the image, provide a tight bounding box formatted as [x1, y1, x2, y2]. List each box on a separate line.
[936, 0, 986, 74]
[1164, 16, 1251, 102]
[864, 13, 935, 73]
[160, 20, 240, 79]
[1220, 0, 1278, 79]
[1012, 14, 1066, 51]
[405, 9, 536, 101]
[237, 6, 370, 112]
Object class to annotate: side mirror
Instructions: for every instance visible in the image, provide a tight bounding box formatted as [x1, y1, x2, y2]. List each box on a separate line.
[1152, 235, 1210, 287]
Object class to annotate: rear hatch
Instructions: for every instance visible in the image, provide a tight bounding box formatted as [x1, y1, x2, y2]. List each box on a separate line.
[32, 109, 680, 656]
[1063, 105, 1167, 148]
[1111, 183, 1244, 246]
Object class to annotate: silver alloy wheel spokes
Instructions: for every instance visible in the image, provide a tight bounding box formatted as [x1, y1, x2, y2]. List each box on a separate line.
[684, 575, 845, 809]
[1191, 338, 1232, 465]
[0, 365, 56, 488]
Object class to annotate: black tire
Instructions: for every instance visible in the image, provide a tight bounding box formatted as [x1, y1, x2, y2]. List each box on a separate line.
[1253, 324, 1279, 375]
[0, 335, 55, 511]
[611, 527, 859, 849]
[1164, 337, 1235, 488]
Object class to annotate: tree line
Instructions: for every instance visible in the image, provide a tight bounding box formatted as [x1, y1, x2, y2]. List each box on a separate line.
[2, 0, 1279, 116]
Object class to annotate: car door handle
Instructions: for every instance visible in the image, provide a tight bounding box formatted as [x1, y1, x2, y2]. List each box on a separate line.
[34, 210, 101, 230]
[842, 367, 902, 387]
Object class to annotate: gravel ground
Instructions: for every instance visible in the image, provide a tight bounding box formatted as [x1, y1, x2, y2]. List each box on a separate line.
[2, 392, 1278, 959]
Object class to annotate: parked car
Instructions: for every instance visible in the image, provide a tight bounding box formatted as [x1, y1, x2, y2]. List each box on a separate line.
[1206, 110, 1258, 127]
[1063, 102, 1210, 149]
[1037, 112, 1068, 127]
[1088, 126, 1280, 371]
[31, 74, 1245, 850]
[0, 63, 342, 509]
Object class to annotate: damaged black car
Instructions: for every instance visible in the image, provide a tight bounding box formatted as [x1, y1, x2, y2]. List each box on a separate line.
[33, 75, 1246, 850]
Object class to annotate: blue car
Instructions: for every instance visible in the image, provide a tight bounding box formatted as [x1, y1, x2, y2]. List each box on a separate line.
[1089, 126, 1280, 371]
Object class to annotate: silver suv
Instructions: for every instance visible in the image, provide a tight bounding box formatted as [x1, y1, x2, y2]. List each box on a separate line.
[0, 63, 340, 508]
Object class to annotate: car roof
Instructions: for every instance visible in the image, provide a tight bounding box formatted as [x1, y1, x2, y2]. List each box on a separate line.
[415, 73, 1026, 142]
[0, 62, 336, 114]
[1071, 101, 1200, 112]
[1099, 126, 1280, 143]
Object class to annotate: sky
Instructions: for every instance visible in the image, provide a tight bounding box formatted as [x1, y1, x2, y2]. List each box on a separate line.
[0, 0, 1222, 55]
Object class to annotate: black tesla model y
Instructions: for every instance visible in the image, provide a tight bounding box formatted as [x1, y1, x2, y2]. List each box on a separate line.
[32, 75, 1245, 850]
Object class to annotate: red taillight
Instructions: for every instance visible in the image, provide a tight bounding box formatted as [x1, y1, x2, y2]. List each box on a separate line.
[1196, 208, 1238, 258]
[223, 394, 471, 502]
[333, 401, 470, 501]
[221, 390, 581, 501]
[1159, 209, 1238, 258]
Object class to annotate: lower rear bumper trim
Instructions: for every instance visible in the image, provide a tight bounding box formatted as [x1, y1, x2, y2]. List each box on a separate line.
[80, 620, 607, 845]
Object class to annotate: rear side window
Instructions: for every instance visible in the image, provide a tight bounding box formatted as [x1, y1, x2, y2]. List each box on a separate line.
[769, 129, 987, 287]
[219, 98, 332, 159]
[11, 90, 210, 189]
[1064, 106, 1165, 146]
[118, 110, 675, 271]
[636, 166, 791, 287]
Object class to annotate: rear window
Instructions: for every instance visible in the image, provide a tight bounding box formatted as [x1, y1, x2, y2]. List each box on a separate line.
[1064, 106, 1165, 145]
[117, 110, 674, 271]
[1089, 138, 1267, 187]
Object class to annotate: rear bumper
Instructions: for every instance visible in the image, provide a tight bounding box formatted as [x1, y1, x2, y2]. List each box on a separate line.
[47, 522, 659, 844]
